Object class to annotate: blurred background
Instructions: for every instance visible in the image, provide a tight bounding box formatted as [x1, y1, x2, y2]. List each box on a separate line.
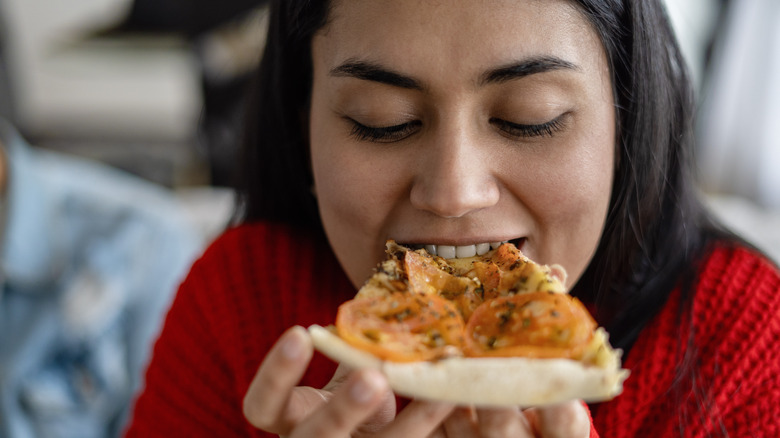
[0, 0, 778, 252]
[0, 2, 269, 436]
[0, 0, 270, 243]
[662, 0, 780, 262]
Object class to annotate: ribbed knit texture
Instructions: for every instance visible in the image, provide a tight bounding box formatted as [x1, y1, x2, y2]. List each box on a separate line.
[591, 242, 780, 437]
[125, 222, 780, 437]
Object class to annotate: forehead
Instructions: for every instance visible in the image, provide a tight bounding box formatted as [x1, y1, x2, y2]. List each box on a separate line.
[315, 0, 604, 80]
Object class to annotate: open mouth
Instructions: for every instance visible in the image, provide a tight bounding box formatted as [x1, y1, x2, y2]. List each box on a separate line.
[406, 238, 525, 259]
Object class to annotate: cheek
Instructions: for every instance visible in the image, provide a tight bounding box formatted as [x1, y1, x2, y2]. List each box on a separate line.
[310, 113, 407, 285]
[311, 138, 389, 233]
[547, 103, 615, 231]
[558, 147, 614, 282]
[512, 127, 614, 284]
[524, 163, 611, 253]
[550, 151, 612, 219]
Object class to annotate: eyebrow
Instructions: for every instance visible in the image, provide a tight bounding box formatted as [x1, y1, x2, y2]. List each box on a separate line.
[330, 59, 423, 90]
[480, 56, 579, 85]
[329, 55, 579, 90]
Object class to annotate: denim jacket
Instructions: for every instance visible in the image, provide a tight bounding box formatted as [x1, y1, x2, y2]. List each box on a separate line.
[0, 121, 203, 438]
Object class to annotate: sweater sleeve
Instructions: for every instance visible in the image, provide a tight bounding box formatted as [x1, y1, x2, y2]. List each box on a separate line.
[586, 403, 599, 438]
[691, 247, 780, 435]
[591, 245, 780, 437]
[123, 247, 260, 437]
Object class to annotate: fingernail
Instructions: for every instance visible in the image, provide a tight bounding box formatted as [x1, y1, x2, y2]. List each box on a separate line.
[280, 326, 306, 360]
[350, 370, 385, 404]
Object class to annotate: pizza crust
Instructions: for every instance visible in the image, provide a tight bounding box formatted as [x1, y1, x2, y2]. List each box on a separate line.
[309, 324, 630, 408]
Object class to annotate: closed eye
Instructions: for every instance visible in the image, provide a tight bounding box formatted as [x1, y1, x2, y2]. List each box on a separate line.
[348, 119, 422, 143]
[490, 114, 566, 139]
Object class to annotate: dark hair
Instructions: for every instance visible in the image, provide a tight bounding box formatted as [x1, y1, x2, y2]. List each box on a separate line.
[568, 1, 720, 350]
[234, 0, 329, 227]
[235, 0, 724, 350]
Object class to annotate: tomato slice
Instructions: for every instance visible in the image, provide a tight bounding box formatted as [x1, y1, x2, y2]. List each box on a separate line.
[464, 291, 596, 359]
[336, 292, 466, 362]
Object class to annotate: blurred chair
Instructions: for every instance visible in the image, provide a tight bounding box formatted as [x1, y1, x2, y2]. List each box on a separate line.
[0, 0, 201, 142]
[0, 0, 205, 187]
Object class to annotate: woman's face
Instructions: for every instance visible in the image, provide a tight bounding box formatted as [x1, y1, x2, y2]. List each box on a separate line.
[310, 0, 615, 289]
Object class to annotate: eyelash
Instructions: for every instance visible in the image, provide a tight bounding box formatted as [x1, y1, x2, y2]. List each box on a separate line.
[489, 115, 566, 139]
[347, 114, 566, 143]
[348, 120, 422, 143]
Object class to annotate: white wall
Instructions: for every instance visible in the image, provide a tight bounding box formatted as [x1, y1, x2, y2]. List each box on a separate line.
[696, 0, 780, 208]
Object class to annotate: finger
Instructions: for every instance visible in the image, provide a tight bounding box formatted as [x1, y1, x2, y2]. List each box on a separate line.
[376, 400, 455, 437]
[243, 326, 314, 434]
[476, 406, 532, 438]
[323, 363, 354, 392]
[290, 369, 389, 438]
[442, 406, 478, 437]
[526, 401, 590, 438]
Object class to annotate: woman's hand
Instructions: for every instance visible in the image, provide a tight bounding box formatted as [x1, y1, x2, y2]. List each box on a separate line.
[244, 326, 591, 437]
[243, 326, 455, 437]
[432, 402, 591, 438]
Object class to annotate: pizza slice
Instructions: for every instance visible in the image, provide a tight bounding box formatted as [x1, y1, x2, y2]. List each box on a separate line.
[309, 241, 629, 407]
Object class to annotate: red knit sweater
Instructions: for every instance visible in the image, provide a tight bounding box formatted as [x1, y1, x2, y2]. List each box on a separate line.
[125, 222, 780, 437]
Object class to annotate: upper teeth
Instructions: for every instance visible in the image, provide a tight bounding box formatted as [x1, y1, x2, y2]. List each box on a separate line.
[422, 242, 505, 259]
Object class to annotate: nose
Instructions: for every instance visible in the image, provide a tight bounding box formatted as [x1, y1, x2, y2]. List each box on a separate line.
[409, 129, 500, 218]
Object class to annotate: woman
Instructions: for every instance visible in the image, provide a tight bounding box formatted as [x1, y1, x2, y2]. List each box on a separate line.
[126, 0, 780, 437]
